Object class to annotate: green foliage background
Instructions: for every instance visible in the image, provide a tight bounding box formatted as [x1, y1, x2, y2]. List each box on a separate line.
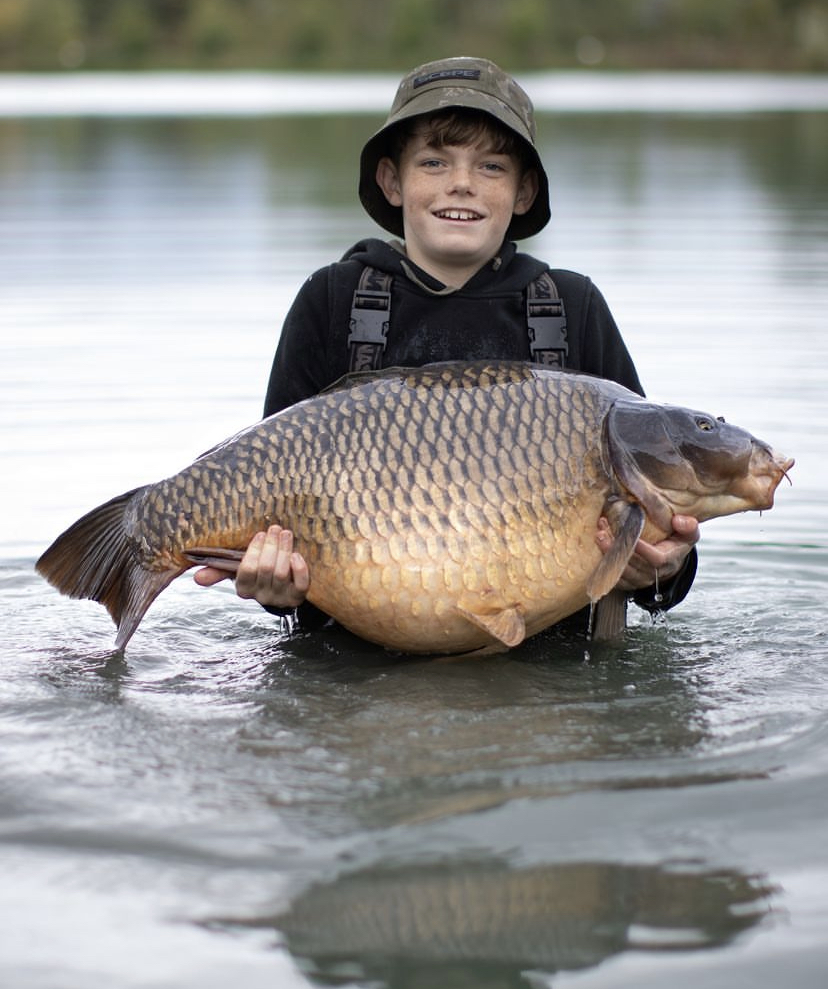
[1, 0, 827, 72]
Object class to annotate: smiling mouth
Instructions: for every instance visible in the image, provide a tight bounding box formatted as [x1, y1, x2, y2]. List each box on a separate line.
[433, 209, 483, 221]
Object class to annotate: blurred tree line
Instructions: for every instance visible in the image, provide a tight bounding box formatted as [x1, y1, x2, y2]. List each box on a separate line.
[1, 0, 826, 72]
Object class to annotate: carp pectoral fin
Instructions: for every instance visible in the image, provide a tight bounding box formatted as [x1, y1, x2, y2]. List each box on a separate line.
[455, 604, 526, 650]
[586, 502, 646, 602]
[183, 547, 245, 574]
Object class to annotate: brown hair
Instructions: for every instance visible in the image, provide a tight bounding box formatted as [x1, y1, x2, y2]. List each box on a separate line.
[387, 108, 532, 173]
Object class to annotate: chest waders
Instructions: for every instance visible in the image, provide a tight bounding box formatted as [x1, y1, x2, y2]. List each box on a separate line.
[347, 267, 568, 372]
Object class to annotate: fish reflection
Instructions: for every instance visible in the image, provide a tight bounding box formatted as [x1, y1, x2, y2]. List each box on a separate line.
[219, 858, 774, 988]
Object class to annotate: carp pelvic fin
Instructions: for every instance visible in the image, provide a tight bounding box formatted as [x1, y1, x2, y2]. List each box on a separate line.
[455, 603, 526, 650]
[35, 487, 183, 652]
[183, 547, 246, 574]
[586, 501, 646, 602]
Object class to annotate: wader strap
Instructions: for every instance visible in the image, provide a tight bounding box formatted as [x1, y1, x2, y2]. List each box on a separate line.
[348, 267, 392, 371]
[527, 271, 568, 368]
[348, 266, 567, 371]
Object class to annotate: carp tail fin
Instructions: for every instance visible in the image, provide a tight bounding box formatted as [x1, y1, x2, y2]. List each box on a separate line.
[35, 487, 181, 651]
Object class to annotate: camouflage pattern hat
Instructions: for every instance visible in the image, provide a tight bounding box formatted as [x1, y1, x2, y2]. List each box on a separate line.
[359, 56, 551, 240]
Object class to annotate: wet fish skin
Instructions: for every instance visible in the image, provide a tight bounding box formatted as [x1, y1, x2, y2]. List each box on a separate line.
[35, 361, 793, 655]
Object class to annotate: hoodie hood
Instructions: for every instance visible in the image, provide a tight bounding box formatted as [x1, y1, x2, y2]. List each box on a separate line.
[341, 238, 548, 296]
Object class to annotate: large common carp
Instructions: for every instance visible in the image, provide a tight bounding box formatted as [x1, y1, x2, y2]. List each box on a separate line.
[36, 361, 792, 655]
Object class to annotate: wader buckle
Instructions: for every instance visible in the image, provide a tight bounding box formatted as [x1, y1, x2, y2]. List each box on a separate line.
[348, 288, 391, 348]
[527, 272, 568, 367]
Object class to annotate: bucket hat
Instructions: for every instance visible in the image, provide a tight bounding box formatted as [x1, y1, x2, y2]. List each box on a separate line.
[359, 56, 551, 240]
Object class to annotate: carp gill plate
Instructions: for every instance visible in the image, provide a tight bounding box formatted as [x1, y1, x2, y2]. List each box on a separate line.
[36, 362, 793, 655]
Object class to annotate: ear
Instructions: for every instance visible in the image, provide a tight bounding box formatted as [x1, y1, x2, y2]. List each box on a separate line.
[513, 168, 539, 216]
[375, 157, 403, 207]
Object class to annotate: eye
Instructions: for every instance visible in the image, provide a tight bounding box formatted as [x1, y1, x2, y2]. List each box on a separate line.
[695, 416, 716, 431]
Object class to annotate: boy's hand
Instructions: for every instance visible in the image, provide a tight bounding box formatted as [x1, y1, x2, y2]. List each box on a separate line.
[595, 514, 699, 592]
[193, 525, 310, 609]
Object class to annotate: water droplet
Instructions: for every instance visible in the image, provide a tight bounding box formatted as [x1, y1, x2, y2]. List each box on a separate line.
[587, 600, 596, 640]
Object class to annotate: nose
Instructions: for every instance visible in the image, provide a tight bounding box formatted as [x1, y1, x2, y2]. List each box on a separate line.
[447, 165, 474, 194]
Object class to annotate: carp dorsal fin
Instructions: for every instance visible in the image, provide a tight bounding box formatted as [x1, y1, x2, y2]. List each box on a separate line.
[586, 501, 645, 602]
[455, 603, 526, 650]
[320, 365, 413, 394]
[321, 360, 539, 396]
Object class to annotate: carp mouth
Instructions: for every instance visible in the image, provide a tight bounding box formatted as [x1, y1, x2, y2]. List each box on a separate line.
[727, 443, 794, 512]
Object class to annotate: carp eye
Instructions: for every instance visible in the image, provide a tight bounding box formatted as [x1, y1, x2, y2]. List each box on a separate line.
[695, 416, 716, 431]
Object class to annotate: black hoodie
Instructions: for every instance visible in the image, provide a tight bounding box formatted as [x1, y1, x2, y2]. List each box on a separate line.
[262, 238, 695, 627]
[264, 238, 643, 415]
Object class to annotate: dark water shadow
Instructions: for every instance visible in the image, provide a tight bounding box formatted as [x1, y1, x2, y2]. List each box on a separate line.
[225, 618, 744, 829]
[213, 856, 775, 989]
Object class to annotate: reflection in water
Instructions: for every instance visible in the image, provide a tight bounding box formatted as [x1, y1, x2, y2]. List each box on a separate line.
[219, 858, 773, 989]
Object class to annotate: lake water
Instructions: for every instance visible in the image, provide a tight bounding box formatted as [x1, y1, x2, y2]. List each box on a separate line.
[1, 74, 827, 988]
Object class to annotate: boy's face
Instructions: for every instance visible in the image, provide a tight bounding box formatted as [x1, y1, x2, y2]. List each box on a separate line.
[376, 124, 538, 285]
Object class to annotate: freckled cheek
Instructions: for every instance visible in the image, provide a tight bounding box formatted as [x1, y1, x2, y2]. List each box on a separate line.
[405, 189, 440, 215]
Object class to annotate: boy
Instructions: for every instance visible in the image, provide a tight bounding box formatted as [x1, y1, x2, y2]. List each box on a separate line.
[195, 57, 699, 630]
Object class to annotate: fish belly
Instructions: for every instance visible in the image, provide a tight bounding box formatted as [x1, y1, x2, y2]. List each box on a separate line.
[290, 482, 608, 654]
